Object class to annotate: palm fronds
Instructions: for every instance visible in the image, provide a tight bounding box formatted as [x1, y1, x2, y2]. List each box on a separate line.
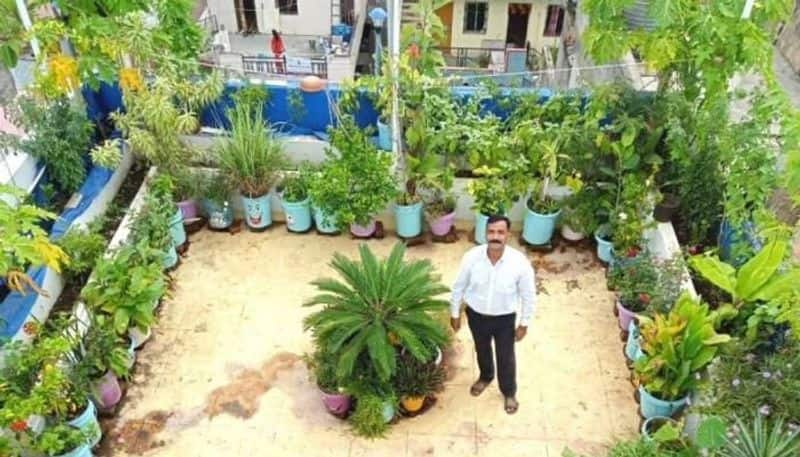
[303, 243, 449, 381]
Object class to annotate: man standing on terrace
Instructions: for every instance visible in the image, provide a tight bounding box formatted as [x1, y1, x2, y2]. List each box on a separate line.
[450, 215, 537, 415]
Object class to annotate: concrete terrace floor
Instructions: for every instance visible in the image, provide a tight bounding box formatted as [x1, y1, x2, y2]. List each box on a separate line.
[99, 227, 638, 457]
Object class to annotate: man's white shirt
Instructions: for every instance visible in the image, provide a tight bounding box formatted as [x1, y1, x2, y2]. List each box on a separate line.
[450, 244, 536, 326]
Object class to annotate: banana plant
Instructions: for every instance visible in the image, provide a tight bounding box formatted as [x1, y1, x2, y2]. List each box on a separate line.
[689, 240, 800, 340]
[634, 293, 731, 401]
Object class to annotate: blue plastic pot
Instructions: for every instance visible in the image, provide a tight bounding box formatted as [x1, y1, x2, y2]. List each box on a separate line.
[474, 212, 490, 244]
[162, 244, 178, 270]
[522, 207, 561, 245]
[242, 193, 273, 230]
[377, 120, 392, 151]
[55, 443, 92, 457]
[595, 228, 614, 264]
[281, 197, 312, 232]
[205, 200, 233, 230]
[68, 401, 101, 447]
[313, 206, 339, 233]
[625, 321, 644, 362]
[169, 207, 186, 247]
[394, 201, 423, 238]
[638, 386, 688, 419]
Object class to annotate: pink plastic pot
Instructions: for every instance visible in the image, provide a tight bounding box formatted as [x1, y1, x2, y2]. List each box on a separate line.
[93, 371, 122, 410]
[350, 220, 376, 238]
[616, 299, 638, 331]
[430, 211, 456, 236]
[177, 199, 198, 220]
[320, 391, 351, 416]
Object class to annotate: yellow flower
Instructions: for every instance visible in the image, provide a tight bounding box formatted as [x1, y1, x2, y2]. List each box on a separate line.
[47, 54, 79, 92]
[120, 67, 144, 92]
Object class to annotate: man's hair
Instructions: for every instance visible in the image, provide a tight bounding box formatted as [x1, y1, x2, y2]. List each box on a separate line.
[486, 214, 511, 230]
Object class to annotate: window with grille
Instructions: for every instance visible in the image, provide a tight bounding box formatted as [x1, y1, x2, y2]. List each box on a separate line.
[543, 5, 564, 37]
[464, 2, 488, 33]
[277, 0, 298, 15]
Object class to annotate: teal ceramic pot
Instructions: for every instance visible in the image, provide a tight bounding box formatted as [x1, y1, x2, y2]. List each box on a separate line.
[281, 197, 312, 233]
[522, 207, 561, 245]
[242, 193, 273, 230]
[394, 201, 423, 238]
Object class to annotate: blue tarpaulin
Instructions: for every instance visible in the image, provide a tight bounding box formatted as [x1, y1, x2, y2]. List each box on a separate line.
[0, 138, 123, 341]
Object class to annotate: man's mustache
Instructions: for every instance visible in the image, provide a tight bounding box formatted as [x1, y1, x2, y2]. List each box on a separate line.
[489, 240, 502, 244]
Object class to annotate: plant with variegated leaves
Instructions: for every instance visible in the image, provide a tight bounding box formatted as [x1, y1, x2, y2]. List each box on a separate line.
[634, 293, 731, 401]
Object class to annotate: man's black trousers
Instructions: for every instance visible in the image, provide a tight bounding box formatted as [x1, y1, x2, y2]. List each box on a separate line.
[465, 306, 517, 397]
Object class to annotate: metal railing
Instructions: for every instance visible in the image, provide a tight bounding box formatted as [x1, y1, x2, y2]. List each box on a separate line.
[241, 55, 328, 78]
[437, 46, 546, 71]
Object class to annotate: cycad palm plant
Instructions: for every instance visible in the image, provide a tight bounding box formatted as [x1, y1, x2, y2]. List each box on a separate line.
[720, 415, 800, 457]
[216, 102, 287, 197]
[303, 243, 449, 382]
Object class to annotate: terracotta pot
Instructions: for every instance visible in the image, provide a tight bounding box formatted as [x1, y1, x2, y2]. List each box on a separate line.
[401, 396, 425, 413]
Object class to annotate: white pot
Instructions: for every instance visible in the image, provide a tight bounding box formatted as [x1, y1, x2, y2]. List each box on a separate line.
[128, 326, 152, 349]
[561, 224, 585, 241]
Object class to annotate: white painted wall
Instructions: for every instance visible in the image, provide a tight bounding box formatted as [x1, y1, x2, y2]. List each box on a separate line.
[277, 0, 332, 36]
[448, 0, 560, 51]
[208, 0, 240, 32]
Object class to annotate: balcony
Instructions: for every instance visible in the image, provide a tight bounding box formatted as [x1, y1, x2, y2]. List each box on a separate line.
[241, 55, 328, 78]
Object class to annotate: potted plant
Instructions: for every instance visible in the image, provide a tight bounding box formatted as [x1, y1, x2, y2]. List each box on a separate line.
[311, 118, 396, 237]
[113, 74, 223, 222]
[201, 172, 234, 231]
[304, 243, 448, 429]
[130, 177, 181, 270]
[215, 102, 287, 231]
[4, 95, 94, 196]
[634, 293, 731, 419]
[26, 423, 94, 457]
[81, 243, 166, 339]
[466, 166, 519, 244]
[560, 174, 594, 241]
[277, 163, 314, 233]
[608, 250, 661, 331]
[304, 346, 351, 417]
[0, 184, 69, 295]
[513, 121, 568, 246]
[306, 163, 346, 234]
[689, 240, 800, 345]
[393, 350, 445, 413]
[173, 167, 204, 221]
[73, 313, 131, 411]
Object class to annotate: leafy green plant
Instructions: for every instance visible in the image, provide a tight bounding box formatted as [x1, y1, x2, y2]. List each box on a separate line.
[303, 243, 449, 382]
[308, 118, 396, 228]
[277, 164, 315, 203]
[719, 415, 800, 457]
[76, 313, 131, 380]
[90, 138, 123, 169]
[130, 174, 178, 255]
[0, 185, 69, 294]
[689, 240, 800, 342]
[392, 351, 444, 399]
[201, 172, 233, 206]
[172, 167, 204, 202]
[55, 226, 107, 283]
[635, 294, 732, 401]
[231, 84, 270, 115]
[215, 102, 287, 197]
[28, 423, 92, 456]
[699, 340, 800, 424]
[304, 346, 340, 393]
[3, 96, 93, 194]
[467, 166, 522, 216]
[609, 251, 685, 314]
[349, 393, 389, 439]
[81, 243, 165, 334]
[114, 74, 222, 175]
